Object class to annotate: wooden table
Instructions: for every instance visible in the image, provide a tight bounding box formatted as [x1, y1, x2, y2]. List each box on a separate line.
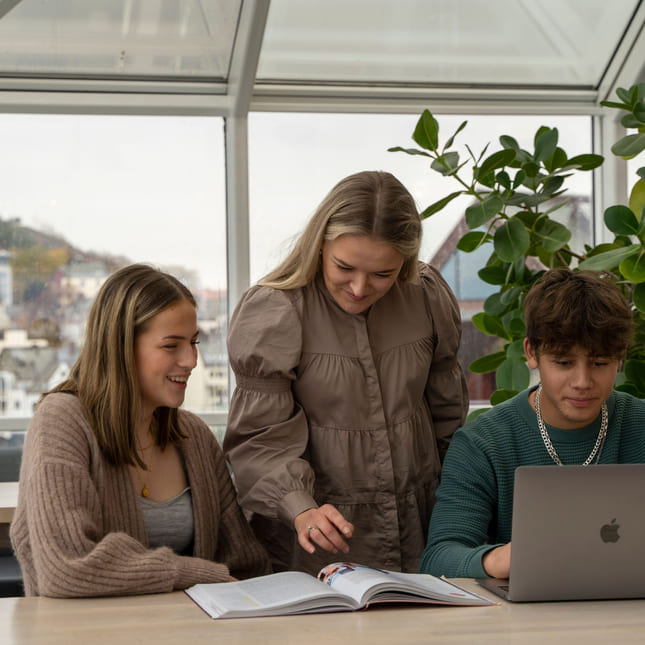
[0, 481, 18, 524]
[1, 579, 645, 645]
[0, 481, 18, 549]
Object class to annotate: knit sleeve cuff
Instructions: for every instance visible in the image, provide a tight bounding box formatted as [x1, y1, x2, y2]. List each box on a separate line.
[173, 556, 231, 589]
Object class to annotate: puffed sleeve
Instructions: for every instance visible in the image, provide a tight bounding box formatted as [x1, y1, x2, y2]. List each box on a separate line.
[420, 263, 469, 461]
[224, 285, 317, 527]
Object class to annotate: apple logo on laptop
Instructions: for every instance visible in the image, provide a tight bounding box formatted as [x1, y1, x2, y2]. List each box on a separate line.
[600, 519, 620, 543]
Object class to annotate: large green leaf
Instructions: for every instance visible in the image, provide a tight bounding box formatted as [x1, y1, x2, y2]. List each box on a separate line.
[476, 149, 516, 180]
[623, 359, 645, 394]
[431, 151, 460, 175]
[478, 265, 508, 285]
[534, 127, 558, 162]
[500, 286, 522, 307]
[633, 282, 645, 313]
[465, 194, 503, 228]
[540, 175, 565, 196]
[490, 389, 519, 405]
[387, 146, 431, 157]
[505, 311, 527, 336]
[443, 120, 468, 149]
[412, 110, 439, 151]
[578, 245, 640, 271]
[500, 135, 520, 151]
[496, 357, 530, 391]
[543, 146, 568, 172]
[469, 351, 506, 374]
[420, 191, 462, 219]
[457, 231, 490, 252]
[612, 133, 645, 159]
[496, 170, 511, 190]
[620, 249, 645, 283]
[561, 154, 604, 171]
[472, 312, 512, 340]
[506, 338, 526, 359]
[604, 205, 640, 235]
[484, 292, 506, 315]
[494, 218, 530, 261]
[537, 219, 572, 252]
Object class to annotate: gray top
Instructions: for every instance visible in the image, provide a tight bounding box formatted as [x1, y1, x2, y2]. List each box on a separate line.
[140, 487, 194, 555]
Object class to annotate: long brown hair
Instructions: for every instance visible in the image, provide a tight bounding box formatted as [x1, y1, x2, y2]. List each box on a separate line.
[49, 264, 197, 466]
[260, 171, 422, 289]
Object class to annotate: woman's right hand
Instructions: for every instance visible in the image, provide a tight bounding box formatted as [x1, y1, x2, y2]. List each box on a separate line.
[294, 505, 354, 555]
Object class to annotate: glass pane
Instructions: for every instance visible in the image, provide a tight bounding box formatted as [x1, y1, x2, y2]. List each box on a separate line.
[248, 112, 593, 403]
[259, 0, 639, 87]
[0, 0, 241, 79]
[0, 114, 227, 416]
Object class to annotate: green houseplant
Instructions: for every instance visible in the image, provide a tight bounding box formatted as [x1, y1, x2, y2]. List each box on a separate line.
[390, 83, 645, 415]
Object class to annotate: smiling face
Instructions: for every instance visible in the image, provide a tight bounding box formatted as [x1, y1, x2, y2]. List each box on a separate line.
[525, 340, 620, 430]
[134, 298, 198, 423]
[321, 234, 404, 314]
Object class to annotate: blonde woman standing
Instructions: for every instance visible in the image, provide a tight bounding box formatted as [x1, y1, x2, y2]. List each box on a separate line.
[225, 171, 468, 576]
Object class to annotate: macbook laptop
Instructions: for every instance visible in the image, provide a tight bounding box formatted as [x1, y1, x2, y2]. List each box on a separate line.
[478, 464, 645, 602]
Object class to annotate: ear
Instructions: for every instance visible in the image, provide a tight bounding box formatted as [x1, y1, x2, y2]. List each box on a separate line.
[524, 338, 539, 369]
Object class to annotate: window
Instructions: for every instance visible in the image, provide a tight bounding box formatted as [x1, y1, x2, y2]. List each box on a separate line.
[249, 111, 593, 403]
[0, 113, 227, 417]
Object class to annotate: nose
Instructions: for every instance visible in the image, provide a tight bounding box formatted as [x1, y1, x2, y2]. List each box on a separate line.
[571, 364, 593, 389]
[350, 273, 369, 296]
[179, 344, 198, 370]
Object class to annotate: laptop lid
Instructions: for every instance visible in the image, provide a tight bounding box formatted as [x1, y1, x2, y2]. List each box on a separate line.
[485, 464, 645, 602]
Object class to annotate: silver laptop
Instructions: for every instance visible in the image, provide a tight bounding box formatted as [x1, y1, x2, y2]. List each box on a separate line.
[478, 464, 645, 602]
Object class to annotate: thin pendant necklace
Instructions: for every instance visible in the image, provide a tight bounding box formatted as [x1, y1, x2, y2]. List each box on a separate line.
[136, 441, 155, 498]
[534, 384, 608, 466]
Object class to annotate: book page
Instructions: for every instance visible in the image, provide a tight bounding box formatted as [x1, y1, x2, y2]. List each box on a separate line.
[318, 563, 400, 604]
[318, 563, 494, 606]
[186, 571, 357, 618]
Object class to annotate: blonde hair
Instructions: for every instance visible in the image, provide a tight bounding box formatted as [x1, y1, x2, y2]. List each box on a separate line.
[260, 171, 422, 289]
[49, 264, 197, 467]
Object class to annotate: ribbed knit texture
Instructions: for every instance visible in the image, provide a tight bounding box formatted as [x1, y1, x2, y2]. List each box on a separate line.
[10, 393, 270, 597]
[419, 387, 645, 578]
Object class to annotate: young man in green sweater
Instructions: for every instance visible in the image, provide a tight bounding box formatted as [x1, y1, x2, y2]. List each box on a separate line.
[419, 268, 645, 579]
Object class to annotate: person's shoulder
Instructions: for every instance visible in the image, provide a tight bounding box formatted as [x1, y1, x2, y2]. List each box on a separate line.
[458, 392, 525, 437]
[609, 389, 645, 419]
[412, 261, 458, 305]
[235, 284, 304, 312]
[178, 408, 211, 435]
[34, 391, 85, 420]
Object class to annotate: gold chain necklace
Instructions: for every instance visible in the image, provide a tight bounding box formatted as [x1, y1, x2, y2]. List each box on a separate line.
[534, 384, 608, 466]
[135, 442, 156, 498]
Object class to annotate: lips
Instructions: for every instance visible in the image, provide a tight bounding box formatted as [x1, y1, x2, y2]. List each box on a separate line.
[567, 397, 596, 408]
[345, 291, 369, 302]
[168, 375, 189, 384]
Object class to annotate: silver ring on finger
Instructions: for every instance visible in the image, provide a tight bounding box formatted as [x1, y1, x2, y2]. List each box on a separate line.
[307, 525, 317, 534]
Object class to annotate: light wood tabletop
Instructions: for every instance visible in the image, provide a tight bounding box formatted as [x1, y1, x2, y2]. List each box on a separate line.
[1, 579, 645, 645]
[0, 481, 18, 524]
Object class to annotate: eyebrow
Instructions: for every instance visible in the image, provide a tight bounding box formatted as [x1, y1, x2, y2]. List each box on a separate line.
[332, 256, 398, 273]
[161, 332, 199, 340]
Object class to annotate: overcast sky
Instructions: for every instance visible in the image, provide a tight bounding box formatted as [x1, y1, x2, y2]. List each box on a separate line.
[0, 112, 593, 292]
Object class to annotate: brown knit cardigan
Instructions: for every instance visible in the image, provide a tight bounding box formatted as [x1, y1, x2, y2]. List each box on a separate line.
[10, 392, 270, 597]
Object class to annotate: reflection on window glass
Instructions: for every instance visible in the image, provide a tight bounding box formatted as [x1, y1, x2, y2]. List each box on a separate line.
[0, 114, 227, 420]
[249, 112, 593, 403]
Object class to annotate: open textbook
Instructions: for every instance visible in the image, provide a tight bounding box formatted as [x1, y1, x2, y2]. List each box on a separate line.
[185, 562, 495, 619]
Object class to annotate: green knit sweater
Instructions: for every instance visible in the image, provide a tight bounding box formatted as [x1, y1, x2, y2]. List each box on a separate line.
[419, 387, 645, 578]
